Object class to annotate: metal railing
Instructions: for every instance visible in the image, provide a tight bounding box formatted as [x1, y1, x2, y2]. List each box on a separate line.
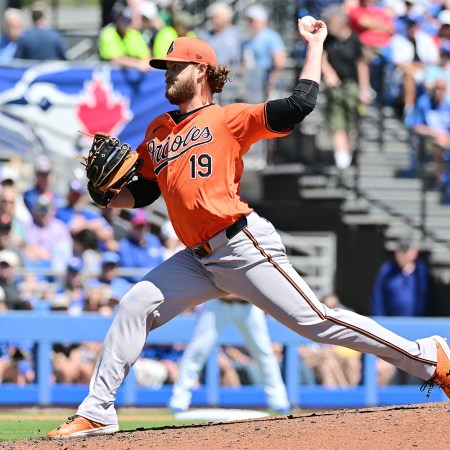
[0, 313, 448, 408]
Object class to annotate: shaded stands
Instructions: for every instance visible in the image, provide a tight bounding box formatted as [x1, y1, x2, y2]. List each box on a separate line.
[263, 95, 450, 316]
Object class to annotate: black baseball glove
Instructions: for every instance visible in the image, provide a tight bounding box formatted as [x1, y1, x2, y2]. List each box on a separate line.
[81, 132, 143, 207]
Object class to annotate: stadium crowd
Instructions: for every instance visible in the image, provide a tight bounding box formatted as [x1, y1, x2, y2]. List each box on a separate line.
[1, 0, 450, 396]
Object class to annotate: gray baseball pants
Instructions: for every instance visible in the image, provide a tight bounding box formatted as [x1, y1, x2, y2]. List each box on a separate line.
[77, 211, 438, 425]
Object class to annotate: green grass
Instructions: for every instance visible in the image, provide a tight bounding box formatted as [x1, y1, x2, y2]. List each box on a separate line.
[0, 408, 198, 442]
[0, 407, 301, 442]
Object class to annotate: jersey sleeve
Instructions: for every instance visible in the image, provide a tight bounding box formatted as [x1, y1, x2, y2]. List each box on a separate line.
[223, 102, 291, 150]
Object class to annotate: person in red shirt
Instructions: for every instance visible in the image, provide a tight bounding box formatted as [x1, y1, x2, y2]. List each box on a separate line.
[49, 19, 450, 439]
[347, 0, 395, 49]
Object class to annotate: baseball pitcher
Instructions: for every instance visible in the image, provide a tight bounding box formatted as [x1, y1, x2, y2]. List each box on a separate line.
[49, 17, 450, 438]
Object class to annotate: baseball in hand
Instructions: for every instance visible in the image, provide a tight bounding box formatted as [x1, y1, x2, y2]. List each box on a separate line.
[301, 15, 316, 32]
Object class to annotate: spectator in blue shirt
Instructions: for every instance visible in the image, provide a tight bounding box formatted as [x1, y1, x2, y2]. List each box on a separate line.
[97, 251, 131, 304]
[198, 2, 243, 67]
[118, 209, 164, 282]
[56, 179, 102, 227]
[370, 238, 430, 317]
[52, 256, 87, 315]
[242, 4, 286, 101]
[14, 1, 66, 61]
[23, 155, 61, 215]
[370, 236, 431, 386]
[404, 77, 450, 201]
[197, 2, 244, 104]
[55, 179, 114, 247]
[0, 8, 23, 64]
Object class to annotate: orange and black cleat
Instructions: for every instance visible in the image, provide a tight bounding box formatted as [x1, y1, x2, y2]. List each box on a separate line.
[421, 336, 450, 399]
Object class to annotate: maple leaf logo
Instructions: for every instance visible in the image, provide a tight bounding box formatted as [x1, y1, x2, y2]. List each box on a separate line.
[76, 76, 132, 136]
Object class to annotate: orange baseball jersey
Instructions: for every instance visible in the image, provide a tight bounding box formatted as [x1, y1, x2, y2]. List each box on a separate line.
[136, 102, 290, 247]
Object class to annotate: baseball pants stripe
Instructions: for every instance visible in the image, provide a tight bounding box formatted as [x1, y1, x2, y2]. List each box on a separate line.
[242, 226, 435, 367]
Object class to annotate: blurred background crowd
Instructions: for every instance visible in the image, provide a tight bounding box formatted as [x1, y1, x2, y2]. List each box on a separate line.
[1, 0, 450, 400]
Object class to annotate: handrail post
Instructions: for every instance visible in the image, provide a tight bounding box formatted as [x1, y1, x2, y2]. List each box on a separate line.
[285, 343, 299, 407]
[37, 340, 52, 406]
[418, 134, 428, 238]
[205, 346, 220, 406]
[363, 353, 378, 406]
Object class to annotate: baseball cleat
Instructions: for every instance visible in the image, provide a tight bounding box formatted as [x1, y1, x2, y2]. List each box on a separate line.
[421, 336, 450, 399]
[47, 414, 119, 438]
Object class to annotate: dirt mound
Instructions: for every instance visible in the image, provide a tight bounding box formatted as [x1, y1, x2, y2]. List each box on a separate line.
[2, 402, 449, 450]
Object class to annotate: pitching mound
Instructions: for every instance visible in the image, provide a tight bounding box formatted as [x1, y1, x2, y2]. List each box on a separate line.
[2, 402, 449, 450]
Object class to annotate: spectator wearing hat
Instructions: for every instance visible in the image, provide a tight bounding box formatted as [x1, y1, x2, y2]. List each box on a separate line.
[139, 1, 164, 52]
[152, 9, 196, 58]
[23, 195, 72, 278]
[72, 228, 102, 276]
[23, 155, 61, 215]
[56, 179, 113, 247]
[0, 165, 19, 188]
[438, 9, 450, 45]
[0, 249, 30, 310]
[198, 2, 242, 67]
[94, 251, 131, 305]
[242, 4, 286, 102]
[370, 237, 431, 386]
[52, 257, 87, 315]
[371, 237, 430, 318]
[0, 8, 23, 64]
[118, 209, 164, 282]
[98, 3, 151, 72]
[197, 2, 244, 104]
[0, 178, 32, 232]
[56, 180, 101, 226]
[14, 1, 66, 61]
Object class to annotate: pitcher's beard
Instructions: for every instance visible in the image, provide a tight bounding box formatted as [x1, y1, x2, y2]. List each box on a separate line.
[165, 77, 196, 105]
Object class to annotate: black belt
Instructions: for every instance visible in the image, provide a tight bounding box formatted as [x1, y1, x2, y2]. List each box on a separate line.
[219, 298, 248, 304]
[192, 216, 248, 258]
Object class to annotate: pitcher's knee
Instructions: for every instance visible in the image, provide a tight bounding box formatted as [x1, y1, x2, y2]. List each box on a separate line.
[118, 281, 163, 316]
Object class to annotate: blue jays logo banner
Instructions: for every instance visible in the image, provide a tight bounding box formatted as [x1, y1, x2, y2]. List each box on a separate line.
[0, 61, 170, 158]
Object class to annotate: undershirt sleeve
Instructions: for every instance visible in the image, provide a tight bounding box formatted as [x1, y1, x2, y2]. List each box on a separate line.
[126, 177, 161, 208]
[266, 79, 319, 131]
